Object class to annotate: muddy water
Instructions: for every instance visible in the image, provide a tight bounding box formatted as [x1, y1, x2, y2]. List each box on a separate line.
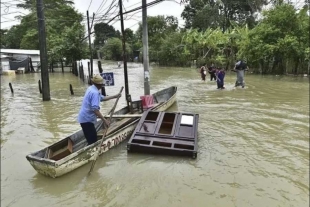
[1, 62, 309, 207]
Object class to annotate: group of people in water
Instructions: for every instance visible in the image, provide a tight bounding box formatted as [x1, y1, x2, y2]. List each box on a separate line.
[199, 60, 249, 89]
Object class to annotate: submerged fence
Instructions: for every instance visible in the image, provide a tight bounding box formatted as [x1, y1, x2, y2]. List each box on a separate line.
[72, 60, 103, 85]
[70, 60, 106, 96]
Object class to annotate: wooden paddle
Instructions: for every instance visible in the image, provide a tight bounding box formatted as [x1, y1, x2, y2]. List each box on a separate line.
[88, 86, 124, 174]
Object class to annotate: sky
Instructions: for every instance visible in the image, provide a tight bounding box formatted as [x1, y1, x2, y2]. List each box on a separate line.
[74, 0, 186, 31]
[1, 0, 186, 32]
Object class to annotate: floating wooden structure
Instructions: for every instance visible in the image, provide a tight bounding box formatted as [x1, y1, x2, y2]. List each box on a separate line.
[127, 111, 199, 158]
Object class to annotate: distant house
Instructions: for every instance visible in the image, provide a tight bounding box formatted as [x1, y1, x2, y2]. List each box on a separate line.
[0, 49, 40, 72]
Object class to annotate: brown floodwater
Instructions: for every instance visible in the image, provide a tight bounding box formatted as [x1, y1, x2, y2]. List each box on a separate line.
[1, 61, 309, 207]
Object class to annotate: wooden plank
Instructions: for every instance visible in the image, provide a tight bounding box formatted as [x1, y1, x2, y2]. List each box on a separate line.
[98, 102, 161, 137]
[97, 112, 141, 137]
[103, 114, 142, 118]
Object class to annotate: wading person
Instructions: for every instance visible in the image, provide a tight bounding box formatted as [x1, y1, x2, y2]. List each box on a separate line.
[233, 60, 249, 88]
[199, 64, 207, 81]
[215, 67, 225, 89]
[78, 74, 121, 145]
[208, 63, 217, 81]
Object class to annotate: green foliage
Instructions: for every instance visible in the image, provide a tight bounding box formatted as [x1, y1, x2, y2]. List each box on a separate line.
[48, 22, 88, 63]
[124, 28, 135, 43]
[20, 29, 39, 49]
[243, 4, 309, 74]
[181, 0, 267, 31]
[2, 0, 88, 63]
[1, 25, 25, 49]
[5, 0, 306, 75]
[136, 15, 179, 53]
[157, 32, 190, 66]
[94, 23, 121, 49]
[0, 29, 8, 47]
[101, 37, 130, 61]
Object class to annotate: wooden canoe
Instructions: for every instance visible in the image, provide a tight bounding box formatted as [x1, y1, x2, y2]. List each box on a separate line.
[26, 86, 177, 178]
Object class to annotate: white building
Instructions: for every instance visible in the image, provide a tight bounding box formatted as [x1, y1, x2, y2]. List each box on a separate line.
[0, 49, 40, 72]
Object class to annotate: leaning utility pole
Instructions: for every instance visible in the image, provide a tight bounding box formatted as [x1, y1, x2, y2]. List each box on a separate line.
[119, 0, 130, 107]
[142, 0, 150, 95]
[36, 0, 50, 101]
[87, 11, 93, 77]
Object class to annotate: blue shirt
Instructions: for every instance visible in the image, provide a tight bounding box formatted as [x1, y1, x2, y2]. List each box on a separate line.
[78, 85, 105, 124]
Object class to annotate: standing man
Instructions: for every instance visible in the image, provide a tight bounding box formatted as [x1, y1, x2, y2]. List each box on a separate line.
[78, 74, 121, 145]
[208, 63, 217, 81]
[215, 67, 226, 89]
[199, 63, 207, 81]
[233, 59, 249, 88]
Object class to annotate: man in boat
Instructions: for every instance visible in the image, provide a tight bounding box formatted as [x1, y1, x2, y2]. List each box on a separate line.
[78, 74, 121, 145]
[232, 59, 249, 88]
[208, 63, 217, 81]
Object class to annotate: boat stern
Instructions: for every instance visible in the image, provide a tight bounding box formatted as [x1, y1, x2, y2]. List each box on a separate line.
[26, 155, 58, 178]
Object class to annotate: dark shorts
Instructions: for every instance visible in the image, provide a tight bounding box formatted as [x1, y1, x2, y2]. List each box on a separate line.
[80, 122, 97, 145]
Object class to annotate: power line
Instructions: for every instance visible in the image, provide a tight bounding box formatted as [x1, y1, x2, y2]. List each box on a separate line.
[88, 0, 93, 11]
[95, 0, 108, 15]
[128, 21, 140, 29]
[94, 1, 119, 24]
[80, 0, 166, 42]
[1, 11, 27, 16]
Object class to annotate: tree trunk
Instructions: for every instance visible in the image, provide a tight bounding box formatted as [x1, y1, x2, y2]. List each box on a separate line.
[60, 59, 64, 73]
[294, 58, 299, 75]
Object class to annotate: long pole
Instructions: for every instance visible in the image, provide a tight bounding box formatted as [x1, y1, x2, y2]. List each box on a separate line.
[36, 0, 50, 101]
[119, 0, 130, 107]
[87, 11, 93, 78]
[142, 0, 150, 95]
[89, 86, 124, 174]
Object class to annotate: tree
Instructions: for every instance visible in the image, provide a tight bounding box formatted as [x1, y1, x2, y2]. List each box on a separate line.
[158, 31, 190, 66]
[101, 37, 130, 61]
[48, 22, 88, 63]
[0, 29, 8, 48]
[124, 28, 135, 43]
[3, 0, 88, 63]
[136, 15, 179, 61]
[1, 26, 25, 49]
[241, 3, 309, 74]
[94, 23, 120, 49]
[181, 0, 267, 31]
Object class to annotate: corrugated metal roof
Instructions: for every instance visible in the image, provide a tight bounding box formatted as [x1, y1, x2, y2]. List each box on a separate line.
[0, 49, 40, 55]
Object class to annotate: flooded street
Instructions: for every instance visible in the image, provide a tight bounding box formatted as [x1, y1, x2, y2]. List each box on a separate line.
[1, 62, 309, 207]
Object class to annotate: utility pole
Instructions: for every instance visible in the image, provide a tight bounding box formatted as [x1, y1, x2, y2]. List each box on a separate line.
[36, 0, 50, 101]
[142, 0, 150, 95]
[87, 11, 93, 77]
[119, 0, 130, 108]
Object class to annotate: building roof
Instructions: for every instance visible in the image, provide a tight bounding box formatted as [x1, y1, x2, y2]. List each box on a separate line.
[0, 54, 11, 59]
[0, 49, 40, 55]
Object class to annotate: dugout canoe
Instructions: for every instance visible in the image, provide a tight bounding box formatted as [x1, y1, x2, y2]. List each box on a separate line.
[26, 86, 177, 178]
